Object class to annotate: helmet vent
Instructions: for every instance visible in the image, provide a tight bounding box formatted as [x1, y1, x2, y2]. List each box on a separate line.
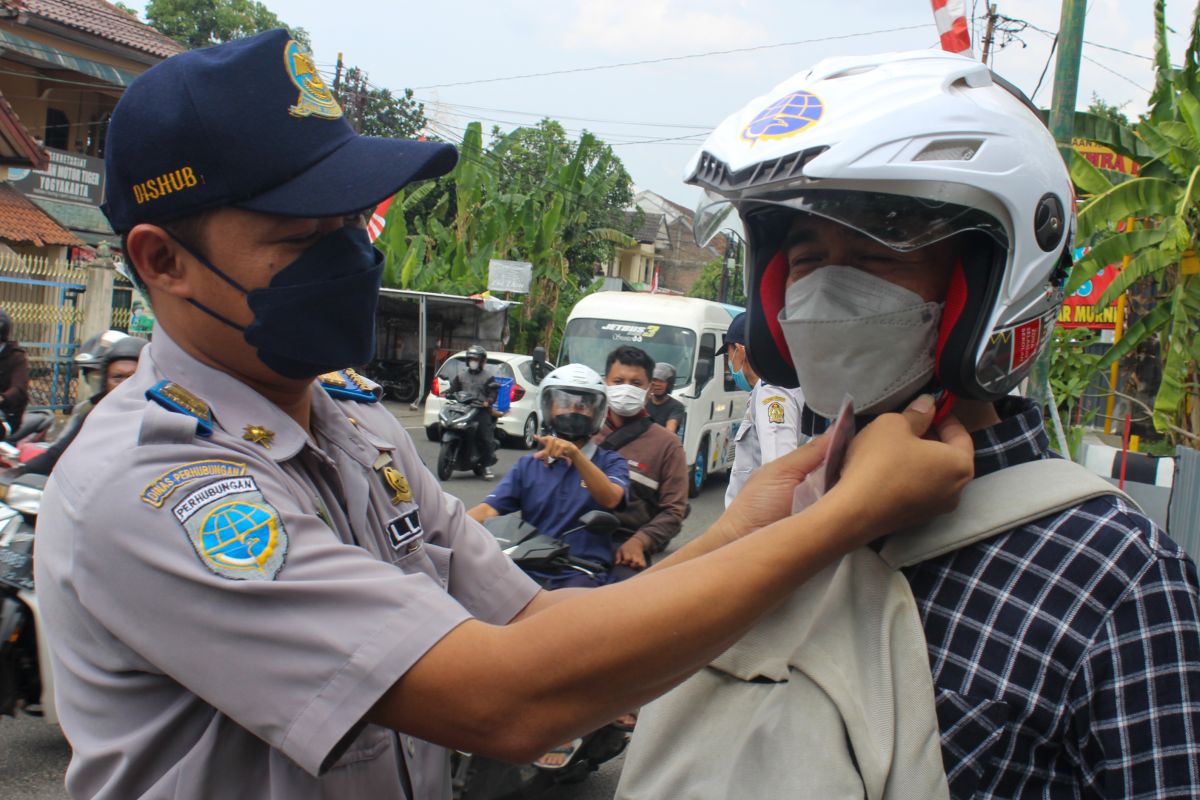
[913, 139, 983, 162]
[696, 146, 829, 192]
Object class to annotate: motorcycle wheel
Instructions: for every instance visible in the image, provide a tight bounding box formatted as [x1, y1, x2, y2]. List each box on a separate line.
[394, 375, 420, 404]
[437, 442, 456, 481]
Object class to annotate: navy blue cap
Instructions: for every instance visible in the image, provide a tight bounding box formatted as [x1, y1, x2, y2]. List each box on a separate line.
[716, 312, 747, 355]
[102, 29, 458, 234]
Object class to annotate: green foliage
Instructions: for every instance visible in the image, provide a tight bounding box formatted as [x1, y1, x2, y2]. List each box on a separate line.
[1065, 0, 1200, 443]
[146, 0, 309, 48]
[688, 256, 746, 307]
[375, 122, 636, 356]
[335, 67, 427, 140]
[1048, 327, 1103, 459]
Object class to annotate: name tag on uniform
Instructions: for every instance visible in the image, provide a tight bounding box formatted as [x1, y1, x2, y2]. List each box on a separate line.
[386, 510, 424, 554]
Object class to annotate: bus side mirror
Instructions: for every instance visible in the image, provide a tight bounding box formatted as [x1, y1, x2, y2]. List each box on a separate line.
[695, 358, 713, 386]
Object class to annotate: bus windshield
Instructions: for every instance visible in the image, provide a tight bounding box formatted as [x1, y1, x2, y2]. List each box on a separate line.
[560, 318, 696, 386]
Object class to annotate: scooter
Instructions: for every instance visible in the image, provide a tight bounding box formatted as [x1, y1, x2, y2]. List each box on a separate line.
[450, 511, 629, 800]
[437, 391, 496, 481]
[0, 471, 53, 725]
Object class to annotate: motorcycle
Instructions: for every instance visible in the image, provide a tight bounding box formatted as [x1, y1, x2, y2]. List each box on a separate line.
[0, 410, 53, 470]
[364, 358, 421, 404]
[0, 471, 53, 725]
[437, 391, 497, 481]
[450, 510, 628, 800]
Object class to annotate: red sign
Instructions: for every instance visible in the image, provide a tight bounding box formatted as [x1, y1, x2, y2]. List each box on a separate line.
[1059, 262, 1121, 329]
[1011, 318, 1043, 369]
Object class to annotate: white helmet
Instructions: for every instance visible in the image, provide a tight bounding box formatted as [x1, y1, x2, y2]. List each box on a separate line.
[539, 363, 608, 439]
[686, 50, 1074, 401]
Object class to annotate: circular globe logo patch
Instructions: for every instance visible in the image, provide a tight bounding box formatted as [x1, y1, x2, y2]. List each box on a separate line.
[200, 501, 279, 570]
[741, 91, 824, 144]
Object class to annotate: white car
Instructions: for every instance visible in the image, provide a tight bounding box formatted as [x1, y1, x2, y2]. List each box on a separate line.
[423, 351, 554, 449]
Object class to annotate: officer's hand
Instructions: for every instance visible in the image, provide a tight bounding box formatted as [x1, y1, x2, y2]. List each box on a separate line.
[615, 538, 647, 569]
[831, 396, 973, 545]
[720, 434, 831, 538]
[533, 435, 578, 465]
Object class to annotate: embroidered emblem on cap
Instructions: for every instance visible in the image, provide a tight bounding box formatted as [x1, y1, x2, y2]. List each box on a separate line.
[284, 39, 343, 120]
[173, 476, 287, 580]
[382, 466, 413, 505]
[742, 90, 823, 144]
[243, 424, 275, 448]
[141, 460, 248, 507]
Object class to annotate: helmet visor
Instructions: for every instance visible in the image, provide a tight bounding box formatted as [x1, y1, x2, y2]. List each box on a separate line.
[544, 387, 602, 415]
[695, 187, 1008, 253]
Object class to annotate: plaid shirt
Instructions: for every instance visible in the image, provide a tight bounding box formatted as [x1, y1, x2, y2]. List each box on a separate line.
[903, 397, 1200, 799]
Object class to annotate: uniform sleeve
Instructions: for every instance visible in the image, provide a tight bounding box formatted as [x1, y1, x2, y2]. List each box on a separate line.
[51, 441, 481, 778]
[1069, 548, 1200, 798]
[757, 393, 799, 465]
[631, 437, 688, 554]
[481, 459, 526, 516]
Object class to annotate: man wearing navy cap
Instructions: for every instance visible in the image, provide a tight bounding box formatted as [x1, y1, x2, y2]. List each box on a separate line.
[718, 311, 807, 505]
[33, 30, 975, 800]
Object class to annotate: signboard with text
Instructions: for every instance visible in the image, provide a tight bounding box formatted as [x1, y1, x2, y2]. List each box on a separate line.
[9, 147, 104, 205]
[487, 259, 532, 294]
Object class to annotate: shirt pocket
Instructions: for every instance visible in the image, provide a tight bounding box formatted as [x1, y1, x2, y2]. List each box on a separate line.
[322, 727, 403, 794]
[934, 688, 1012, 799]
[733, 421, 752, 442]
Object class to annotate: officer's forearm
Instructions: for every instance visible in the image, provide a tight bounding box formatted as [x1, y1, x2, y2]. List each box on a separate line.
[570, 451, 623, 508]
[368, 491, 869, 763]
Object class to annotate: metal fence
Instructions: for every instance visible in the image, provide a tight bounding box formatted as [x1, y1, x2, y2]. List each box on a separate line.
[0, 253, 86, 411]
[1169, 446, 1200, 566]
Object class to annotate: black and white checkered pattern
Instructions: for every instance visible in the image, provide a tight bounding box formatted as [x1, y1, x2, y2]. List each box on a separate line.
[903, 398, 1200, 799]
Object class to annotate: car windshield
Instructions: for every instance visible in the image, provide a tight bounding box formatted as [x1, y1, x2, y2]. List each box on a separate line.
[560, 318, 696, 386]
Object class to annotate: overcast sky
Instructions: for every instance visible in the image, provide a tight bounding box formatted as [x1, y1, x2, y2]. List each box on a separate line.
[133, 1, 1193, 208]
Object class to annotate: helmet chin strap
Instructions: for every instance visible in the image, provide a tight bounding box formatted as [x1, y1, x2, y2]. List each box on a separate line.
[798, 380, 955, 437]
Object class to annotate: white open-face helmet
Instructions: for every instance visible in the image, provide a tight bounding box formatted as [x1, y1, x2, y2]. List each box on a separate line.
[686, 50, 1074, 401]
[539, 363, 609, 438]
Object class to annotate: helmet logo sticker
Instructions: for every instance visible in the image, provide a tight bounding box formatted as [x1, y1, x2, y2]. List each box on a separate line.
[284, 39, 343, 120]
[742, 91, 824, 144]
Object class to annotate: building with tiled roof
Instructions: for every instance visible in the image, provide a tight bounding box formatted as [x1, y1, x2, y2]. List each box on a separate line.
[0, 181, 80, 246]
[8, 0, 184, 60]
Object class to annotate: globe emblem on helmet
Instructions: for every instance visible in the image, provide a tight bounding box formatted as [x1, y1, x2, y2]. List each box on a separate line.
[199, 501, 280, 571]
[741, 90, 824, 143]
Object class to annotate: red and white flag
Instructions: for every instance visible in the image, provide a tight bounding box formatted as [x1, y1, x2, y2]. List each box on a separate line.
[650, 264, 660, 293]
[367, 195, 394, 243]
[931, 0, 972, 56]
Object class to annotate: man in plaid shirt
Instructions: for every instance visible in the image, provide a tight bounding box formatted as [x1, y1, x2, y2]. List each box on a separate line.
[687, 50, 1200, 797]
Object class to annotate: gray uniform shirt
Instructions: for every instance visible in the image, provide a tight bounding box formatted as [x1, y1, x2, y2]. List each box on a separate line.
[724, 381, 808, 507]
[35, 328, 539, 800]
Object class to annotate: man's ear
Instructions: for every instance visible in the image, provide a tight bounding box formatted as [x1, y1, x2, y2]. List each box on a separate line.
[124, 224, 192, 299]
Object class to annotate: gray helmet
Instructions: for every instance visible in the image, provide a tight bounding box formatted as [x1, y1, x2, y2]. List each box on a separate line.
[102, 335, 147, 372]
[465, 344, 487, 373]
[652, 362, 676, 393]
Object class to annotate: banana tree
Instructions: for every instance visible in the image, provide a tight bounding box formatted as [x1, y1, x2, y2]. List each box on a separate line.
[1063, 0, 1200, 442]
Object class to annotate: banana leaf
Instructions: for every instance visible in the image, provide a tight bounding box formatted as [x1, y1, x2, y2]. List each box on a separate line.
[1069, 149, 1113, 197]
[1077, 178, 1183, 239]
[1137, 123, 1198, 178]
[1069, 111, 1153, 161]
[1095, 302, 1174, 374]
[1153, 280, 1200, 430]
[1065, 227, 1171, 295]
[1097, 246, 1178, 307]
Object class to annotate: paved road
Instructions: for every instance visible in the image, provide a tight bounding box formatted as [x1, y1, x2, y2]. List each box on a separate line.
[0, 402, 729, 799]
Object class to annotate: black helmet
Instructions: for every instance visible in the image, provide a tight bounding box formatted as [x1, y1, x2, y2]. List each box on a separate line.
[465, 344, 486, 372]
[0, 309, 11, 342]
[103, 335, 147, 371]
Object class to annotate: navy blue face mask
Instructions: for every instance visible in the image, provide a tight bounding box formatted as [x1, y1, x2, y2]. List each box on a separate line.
[175, 225, 384, 379]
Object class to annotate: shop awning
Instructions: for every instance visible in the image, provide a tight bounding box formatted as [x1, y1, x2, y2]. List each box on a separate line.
[0, 28, 139, 87]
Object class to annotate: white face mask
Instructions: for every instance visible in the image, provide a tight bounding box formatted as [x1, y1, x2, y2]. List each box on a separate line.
[778, 266, 942, 417]
[606, 384, 648, 417]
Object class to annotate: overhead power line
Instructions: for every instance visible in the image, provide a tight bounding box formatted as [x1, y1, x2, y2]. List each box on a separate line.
[412, 23, 936, 90]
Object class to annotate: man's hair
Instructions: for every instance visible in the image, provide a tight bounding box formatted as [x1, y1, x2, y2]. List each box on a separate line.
[119, 212, 212, 295]
[605, 345, 654, 382]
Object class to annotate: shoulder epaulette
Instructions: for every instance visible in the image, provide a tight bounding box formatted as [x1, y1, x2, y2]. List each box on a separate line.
[319, 368, 381, 403]
[145, 380, 214, 437]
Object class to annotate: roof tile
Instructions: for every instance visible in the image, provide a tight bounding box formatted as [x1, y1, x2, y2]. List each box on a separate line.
[0, 182, 83, 246]
[9, 0, 185, 59]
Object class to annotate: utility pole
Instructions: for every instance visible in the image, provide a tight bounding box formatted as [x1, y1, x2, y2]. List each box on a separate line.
[1029, 0, 1087, 411]
[333, 52, 344, 96]
[980, 4, 998, 64]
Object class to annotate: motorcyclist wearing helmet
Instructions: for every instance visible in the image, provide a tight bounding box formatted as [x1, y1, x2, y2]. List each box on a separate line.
[0, 308, 29, 437]
[468, 364, 628, 588]
[668, 50, 1200, 796]
[449, 343, 500, 479]
[645, 362, 685, 435]
[21, 335, 148, 476]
